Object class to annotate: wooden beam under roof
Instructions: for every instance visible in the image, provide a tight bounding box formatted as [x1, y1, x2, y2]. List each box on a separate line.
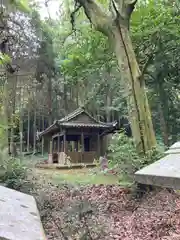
[52, 130, 65, 139]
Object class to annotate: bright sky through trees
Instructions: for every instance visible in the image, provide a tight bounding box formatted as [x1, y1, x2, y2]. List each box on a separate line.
[37, 0, 60, 19]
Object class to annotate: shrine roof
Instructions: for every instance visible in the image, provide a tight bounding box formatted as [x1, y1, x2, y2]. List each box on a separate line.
[39, 107, 117, 137]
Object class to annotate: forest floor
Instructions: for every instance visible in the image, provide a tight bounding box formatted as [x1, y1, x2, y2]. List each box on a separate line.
[27, 157, 180, 240]
[35, 184, 180, 240]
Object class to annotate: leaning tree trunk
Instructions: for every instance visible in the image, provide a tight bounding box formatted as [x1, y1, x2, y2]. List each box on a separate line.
[110, 25, 156, 153]
[74, 0, 157, 154]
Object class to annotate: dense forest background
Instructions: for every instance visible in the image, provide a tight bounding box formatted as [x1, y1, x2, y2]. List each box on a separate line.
[1, 2, 180, 239]
[0, 0, 180, 153]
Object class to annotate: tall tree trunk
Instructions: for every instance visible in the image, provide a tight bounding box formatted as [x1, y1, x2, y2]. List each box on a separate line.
[110, 26, 156, 153]
[75, 0, 157, 153]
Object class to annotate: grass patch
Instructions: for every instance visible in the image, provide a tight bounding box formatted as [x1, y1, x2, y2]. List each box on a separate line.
[34, 168, 119, 185]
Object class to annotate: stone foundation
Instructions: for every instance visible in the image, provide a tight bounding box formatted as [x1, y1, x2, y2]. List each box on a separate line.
[58, 152, 66, 164]
[48, 153, 53, 164]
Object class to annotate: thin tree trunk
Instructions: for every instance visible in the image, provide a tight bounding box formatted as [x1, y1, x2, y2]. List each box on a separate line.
[158, 101, 169, 146]
[47, 78, 52, 125]
[41, 114, 44, 156]
[19, 85, 23, 156]
[55, 91, 58, 119]
[27, 98, 30, 152]
[63, 76, 68, 113]
[157, 84, 169, 146]
[5, 73, 13, 153]
[10, 78, 15, 147]
[76, 82, 79, 108]
[10, 74, 17, 157]
[97, 107, 100, 121]
[105, 71, 111, 122]
[33, 107, 37, 154]
[106, 93, 111, 122]
[2, 74, 9, 150]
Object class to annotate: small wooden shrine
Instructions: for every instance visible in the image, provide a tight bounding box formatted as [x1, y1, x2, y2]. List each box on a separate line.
[39, 107, 117, 164]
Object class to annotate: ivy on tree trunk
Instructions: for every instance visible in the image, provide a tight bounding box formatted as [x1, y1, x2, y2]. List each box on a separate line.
[72, 0, 157, 154]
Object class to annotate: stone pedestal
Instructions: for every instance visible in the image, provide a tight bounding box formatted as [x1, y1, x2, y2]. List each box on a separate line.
[48, 153, 53, 164]
[58, 152, 66, 164]
[99, 156, 108, 171]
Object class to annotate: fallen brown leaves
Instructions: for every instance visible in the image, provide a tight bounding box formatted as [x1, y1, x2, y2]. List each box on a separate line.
[36, 185, 180, 240]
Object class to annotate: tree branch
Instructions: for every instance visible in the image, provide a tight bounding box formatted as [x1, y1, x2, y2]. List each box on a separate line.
[126, 0, 138, 18]
[74, 0, 112, 35]
[141, 54, 153, 77]
[110, 0, 137, 25]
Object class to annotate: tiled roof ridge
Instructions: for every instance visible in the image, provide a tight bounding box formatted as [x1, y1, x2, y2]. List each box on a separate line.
[59, 107, 84, 122]
[59, 107, 103, 124]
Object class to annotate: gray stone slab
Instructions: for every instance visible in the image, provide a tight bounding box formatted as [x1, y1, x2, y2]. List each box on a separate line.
[0, 186, 46, 240]
[165, 148, 180, 154]
[134, 154, 180, 189]
[169, 141, 180, 149]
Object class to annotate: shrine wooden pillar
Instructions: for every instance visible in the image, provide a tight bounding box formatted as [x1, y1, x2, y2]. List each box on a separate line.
[81, 131, 84, 152]
[75, 140, 78, 151]
[49, 140, 52, 154]
[81, 130, 84, 163]
[57, 134, 60, 152]
[48, 139, 53, 164]
[71, 141, 73, 151]
[63, 130, 67, 153]
[41, 136, 44, 156]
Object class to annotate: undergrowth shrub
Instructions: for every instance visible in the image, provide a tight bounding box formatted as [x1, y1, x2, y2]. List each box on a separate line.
[0, 152, 33, 193]
[108, 132, 164, 184]
[0, 93, 34, 193]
